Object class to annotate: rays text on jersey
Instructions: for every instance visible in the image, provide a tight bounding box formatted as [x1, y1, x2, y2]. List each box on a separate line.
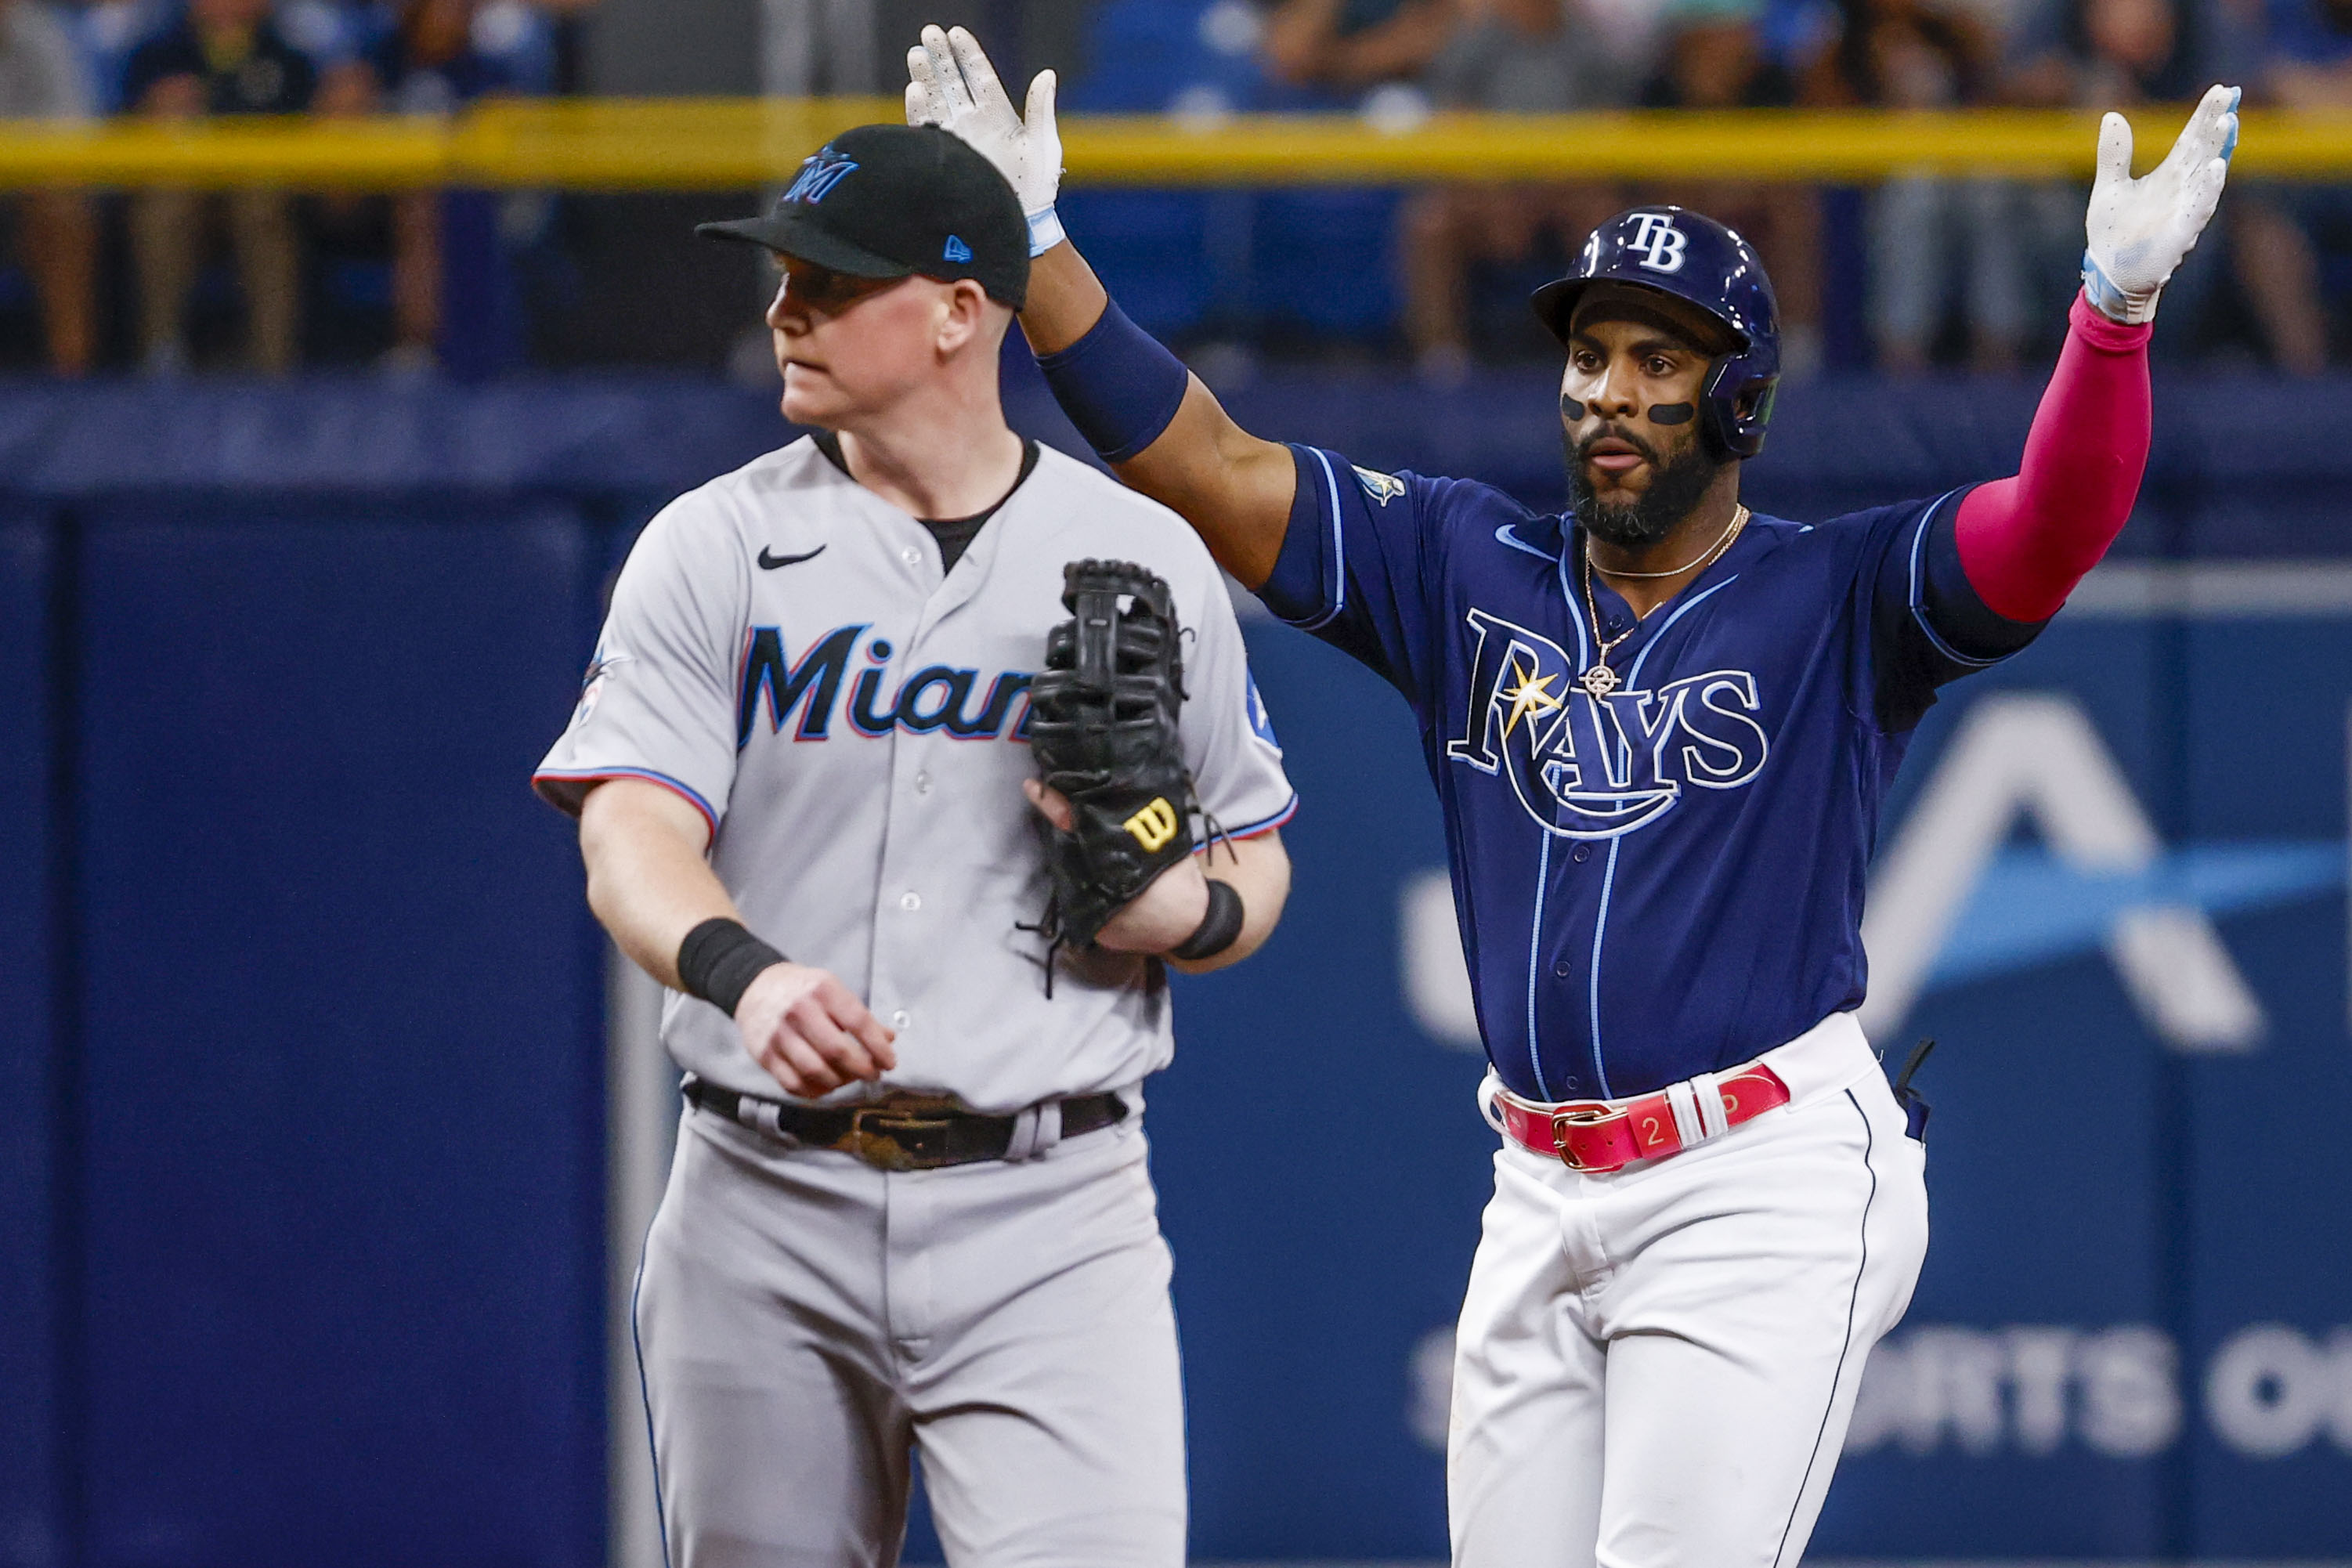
[737, 623, 1035, 745]
[1443, 608, 1769, 838]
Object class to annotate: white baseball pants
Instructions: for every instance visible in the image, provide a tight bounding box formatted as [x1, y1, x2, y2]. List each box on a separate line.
[1449, 1013, 1929, 1568]
[632, 1102, 1185, 1568]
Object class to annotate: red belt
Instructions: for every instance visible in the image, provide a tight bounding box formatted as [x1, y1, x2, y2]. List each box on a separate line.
[1491, 1060, 1791, 1173]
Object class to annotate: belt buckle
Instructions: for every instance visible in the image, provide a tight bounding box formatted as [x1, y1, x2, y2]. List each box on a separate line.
[845, 1106, 958, 1172]
[1548, 1102, 1627, 1174]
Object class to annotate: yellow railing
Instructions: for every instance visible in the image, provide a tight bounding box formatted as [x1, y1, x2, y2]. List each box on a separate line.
[0, 98, 2344, 187]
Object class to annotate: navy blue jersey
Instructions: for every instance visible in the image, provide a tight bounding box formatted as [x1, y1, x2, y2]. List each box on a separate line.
[1262, 446, 2040, 1101]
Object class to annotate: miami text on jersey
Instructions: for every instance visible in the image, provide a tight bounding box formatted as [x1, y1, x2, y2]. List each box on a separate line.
[1443, 608, 1769, 837]
[738, 624, 1035, 745]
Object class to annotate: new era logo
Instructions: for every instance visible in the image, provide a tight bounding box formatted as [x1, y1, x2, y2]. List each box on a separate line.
[943, 234, 973, 262]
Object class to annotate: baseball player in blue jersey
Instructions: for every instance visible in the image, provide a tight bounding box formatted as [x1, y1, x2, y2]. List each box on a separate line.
[909, 28, 2238, 1568]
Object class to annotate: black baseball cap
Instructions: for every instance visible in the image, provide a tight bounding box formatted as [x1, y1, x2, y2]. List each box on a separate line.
[698, 123, 1029, 309]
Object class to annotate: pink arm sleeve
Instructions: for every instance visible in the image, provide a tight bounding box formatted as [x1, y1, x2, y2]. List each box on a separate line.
[1954, 293, 2154, 623]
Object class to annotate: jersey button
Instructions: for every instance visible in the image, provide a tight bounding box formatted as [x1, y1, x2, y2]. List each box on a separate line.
[901, 546, 923, 567]
[891, 1009, 911, 1031]
[1553, 960, 1571, 978]
[900, 891, 921, 912]
[1571, 845, 1591, 863]
[914, 771, 931, 794]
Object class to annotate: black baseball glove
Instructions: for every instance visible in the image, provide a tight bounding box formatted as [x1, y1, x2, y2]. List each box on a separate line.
[1026, 558, 1198, 956]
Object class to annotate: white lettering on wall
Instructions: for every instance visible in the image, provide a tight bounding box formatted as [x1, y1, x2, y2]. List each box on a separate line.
[1861, 694, 2263, 1052]
[1844, 1324, 2180, 1458]
[2206, 1324, 2352, 1458]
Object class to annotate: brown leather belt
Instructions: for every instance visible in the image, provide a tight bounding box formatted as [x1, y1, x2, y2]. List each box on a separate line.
[683, 1077, 1127, 1172]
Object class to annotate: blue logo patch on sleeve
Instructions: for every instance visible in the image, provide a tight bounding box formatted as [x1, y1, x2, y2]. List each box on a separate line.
[1245, 671, 1282, 753]
[1353, 465, 1406, 506]
[943, 234, 973, 262]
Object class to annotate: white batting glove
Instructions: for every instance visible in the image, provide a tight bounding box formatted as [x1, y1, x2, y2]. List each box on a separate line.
[2082, 83, 2239, 325]
[905, 24, 1066, 257]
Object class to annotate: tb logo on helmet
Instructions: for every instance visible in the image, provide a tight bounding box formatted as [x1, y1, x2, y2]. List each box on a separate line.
[1531, 206, 1781, 458]
[1626, 212, 1689, 275]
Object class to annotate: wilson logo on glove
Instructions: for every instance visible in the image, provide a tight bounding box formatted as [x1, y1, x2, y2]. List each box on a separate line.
[1124, 798, 1181, 851]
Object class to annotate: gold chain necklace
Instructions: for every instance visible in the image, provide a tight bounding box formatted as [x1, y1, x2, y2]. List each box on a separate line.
[1577, 504, 1749, 698]
[1589, 504, 1750, 580]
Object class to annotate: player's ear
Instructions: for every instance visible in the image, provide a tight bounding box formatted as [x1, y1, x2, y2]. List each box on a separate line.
[941, 280, 1016, 359]
[937, 278, 1006, 357]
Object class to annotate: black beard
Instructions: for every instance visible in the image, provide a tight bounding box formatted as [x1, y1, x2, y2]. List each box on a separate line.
[1565, 424, 1725, 550]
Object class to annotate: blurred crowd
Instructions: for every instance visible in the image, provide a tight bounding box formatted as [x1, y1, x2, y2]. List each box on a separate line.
[1074, 0, 2352, 374]
[0, 0, 589, 375]
[0, 0, 2344, 376]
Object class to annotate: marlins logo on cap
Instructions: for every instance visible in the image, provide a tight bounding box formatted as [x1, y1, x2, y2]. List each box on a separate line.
[782, 150, 859, 205]
[695, 123, 1031, 309]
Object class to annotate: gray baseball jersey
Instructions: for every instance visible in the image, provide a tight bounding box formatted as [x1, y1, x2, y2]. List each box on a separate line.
[535, 435, 1295, 1113]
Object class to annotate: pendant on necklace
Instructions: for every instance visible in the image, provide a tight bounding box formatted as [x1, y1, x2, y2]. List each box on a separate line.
[1579, 663, 1620, 697]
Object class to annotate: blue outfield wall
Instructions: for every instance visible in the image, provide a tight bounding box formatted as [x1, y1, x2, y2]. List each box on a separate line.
[2, 370, 2350, 1566]
[1, 514, 59, 1568]
[66, 502, 607, 1568]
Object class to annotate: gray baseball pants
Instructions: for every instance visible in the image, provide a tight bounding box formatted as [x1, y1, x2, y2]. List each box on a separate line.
[632, 1101, 1186, 1568]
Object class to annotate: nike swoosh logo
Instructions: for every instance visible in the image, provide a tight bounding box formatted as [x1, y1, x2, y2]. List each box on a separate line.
[757, 545, 826, 570]
[1494, 524, 1555, 562]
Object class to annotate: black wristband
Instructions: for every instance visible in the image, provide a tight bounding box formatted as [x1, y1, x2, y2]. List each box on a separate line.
[677, 917, 786, 1017]
[1170, 880, 1245, 962]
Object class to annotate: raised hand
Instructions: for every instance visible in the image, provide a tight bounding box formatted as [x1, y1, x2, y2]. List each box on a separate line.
[905, 23, 1064, 252]
[2083, 83, 2239, 324]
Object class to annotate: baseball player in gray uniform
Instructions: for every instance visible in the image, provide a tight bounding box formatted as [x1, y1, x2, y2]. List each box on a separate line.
[532, 123, 1298, 1567]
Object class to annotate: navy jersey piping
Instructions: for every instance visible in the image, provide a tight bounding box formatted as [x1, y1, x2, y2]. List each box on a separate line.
[1588, 838, 1621, 1097]
[1514, 533, 1587, 1100]
[1552, 548, 1594, 670]
[1573, 572, 1742, 1100]
[1904, 488, 2003, 670]
[1290, 448, 1349, 632]
[1524, 835, 1555, 1100]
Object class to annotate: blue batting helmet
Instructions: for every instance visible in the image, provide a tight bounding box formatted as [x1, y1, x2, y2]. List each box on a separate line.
[1530, 206, 1781, 460]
